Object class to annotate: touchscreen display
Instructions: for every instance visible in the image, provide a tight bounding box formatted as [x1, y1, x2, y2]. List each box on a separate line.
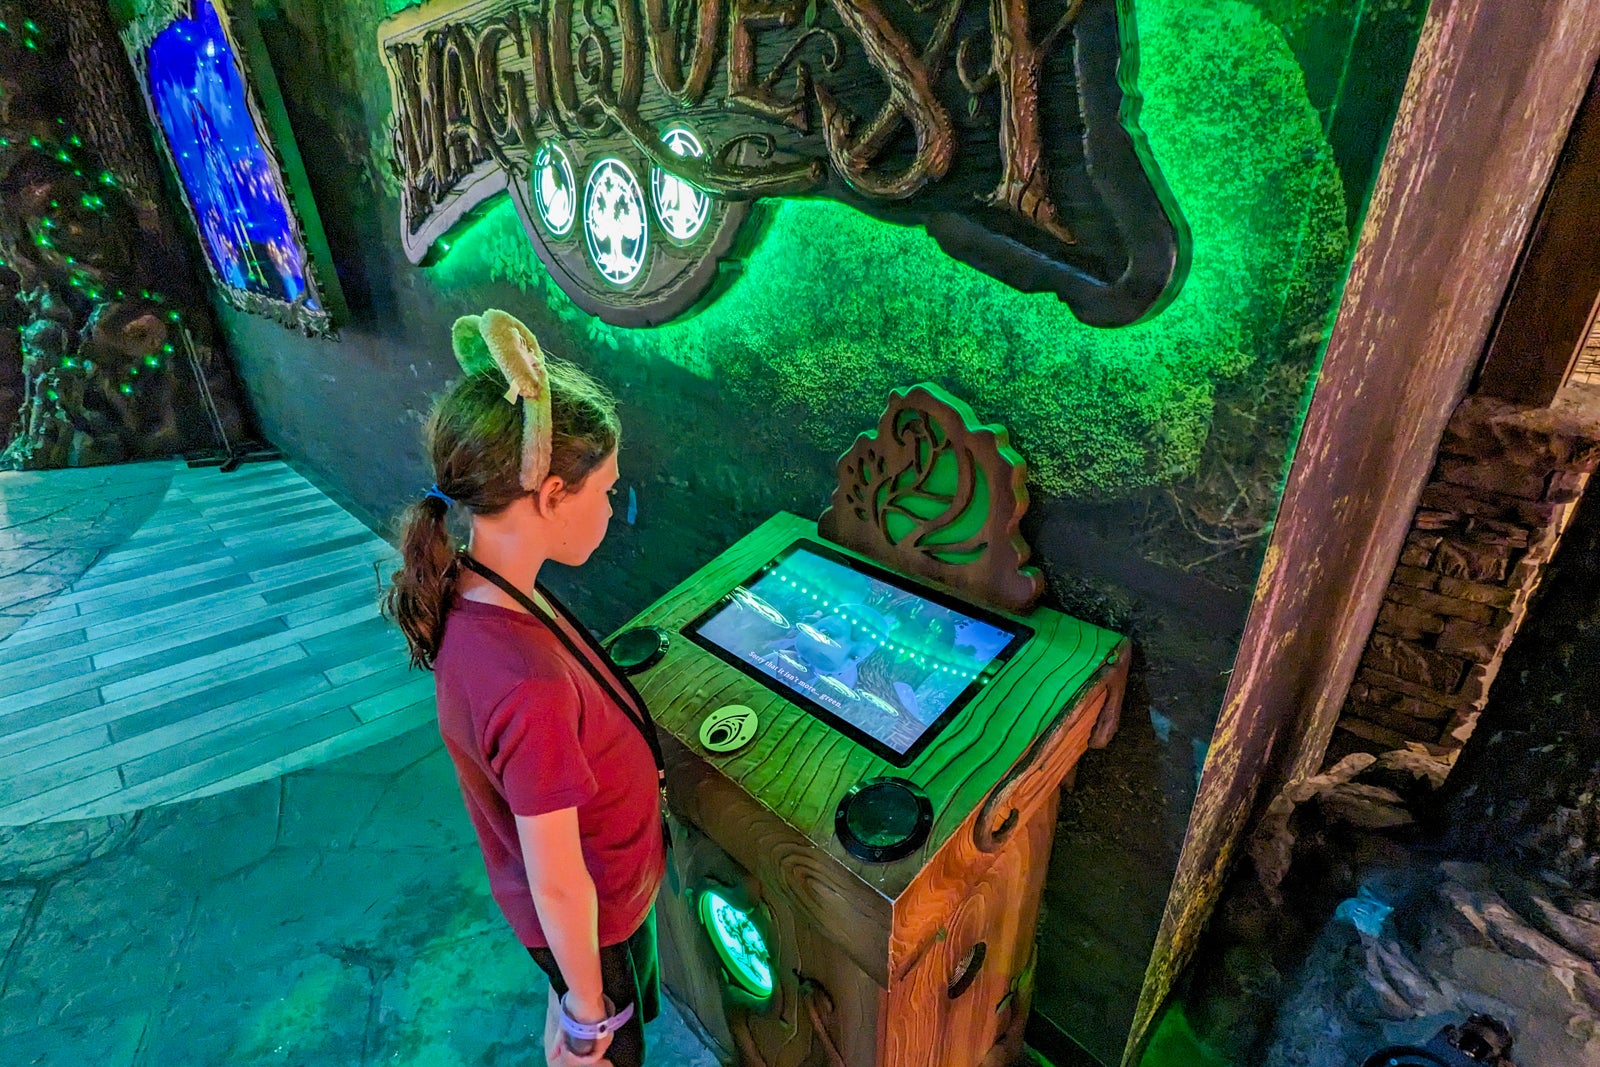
[685, 541, 1029, 764]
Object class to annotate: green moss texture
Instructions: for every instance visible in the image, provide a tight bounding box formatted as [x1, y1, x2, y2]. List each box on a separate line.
[431, 0, 1350, 498]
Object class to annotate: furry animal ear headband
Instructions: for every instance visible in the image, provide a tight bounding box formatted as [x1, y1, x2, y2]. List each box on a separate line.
[450, 309, 552, 492]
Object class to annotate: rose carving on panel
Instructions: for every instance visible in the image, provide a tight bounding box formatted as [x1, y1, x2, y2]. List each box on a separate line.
[819, 384, 1042, 614]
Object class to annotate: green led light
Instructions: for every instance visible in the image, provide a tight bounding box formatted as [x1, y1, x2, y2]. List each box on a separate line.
[166, 310, 180, 322]
[60, 357, 74, 368]
[98, 171, 116, 186]
[46, 389, 59, 401]
[28, 137, 40, 147]
[118, 383, 133, 396]
[144, 354, 160, 367]
[698, 889, 773, 998]
[69, 136, 81, 147]
[160, 343, 174, 354]
[24, 19, 38, 30]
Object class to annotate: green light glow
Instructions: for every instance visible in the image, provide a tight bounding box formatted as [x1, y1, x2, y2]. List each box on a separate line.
[630, 0, 1349, 496]
[698, 889, 773, 998]
[433, 0, 1351, 499]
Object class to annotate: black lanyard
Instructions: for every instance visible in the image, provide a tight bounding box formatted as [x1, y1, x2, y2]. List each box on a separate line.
[456, 554, 669, 800]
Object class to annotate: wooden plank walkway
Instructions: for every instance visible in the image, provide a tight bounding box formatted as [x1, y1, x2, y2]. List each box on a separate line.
[0, 460, 432, 824]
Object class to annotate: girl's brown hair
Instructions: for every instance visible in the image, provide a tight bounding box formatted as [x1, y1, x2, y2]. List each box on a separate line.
[385, 359, 619, 668]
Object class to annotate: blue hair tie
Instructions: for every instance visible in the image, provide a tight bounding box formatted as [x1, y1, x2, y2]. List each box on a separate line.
[424, 485, 456, 508]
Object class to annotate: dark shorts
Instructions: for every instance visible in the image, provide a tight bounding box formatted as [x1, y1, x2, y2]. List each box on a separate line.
[529, 910, 659, 1067]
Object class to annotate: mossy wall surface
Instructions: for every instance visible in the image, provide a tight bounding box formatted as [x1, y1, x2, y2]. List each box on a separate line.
[114, 0, 1428, 1057]
[430, 0, 1351, 499]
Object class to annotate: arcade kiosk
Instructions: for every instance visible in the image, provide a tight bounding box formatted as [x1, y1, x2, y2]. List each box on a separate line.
[607, 386, 1130, 1067]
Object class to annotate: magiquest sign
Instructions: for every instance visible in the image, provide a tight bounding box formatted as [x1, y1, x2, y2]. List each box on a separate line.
[378, 0, 1189, 327]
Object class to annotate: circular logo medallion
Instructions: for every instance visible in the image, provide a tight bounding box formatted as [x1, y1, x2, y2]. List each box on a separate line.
[531, 141, 577, 238]
[583, 157, 649, 287]
[699, 704, 758, 754]
[651, 126, 711, 245]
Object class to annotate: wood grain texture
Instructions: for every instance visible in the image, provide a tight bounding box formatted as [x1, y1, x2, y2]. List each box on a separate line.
[622, 511, 1126, 1066]
[621, 512, 1122, 898]
[817, 384, 1044, 615]
[1128, 5, 1600, 1065]
[1477, 63, 1600, 406]
[0, 461, 417, 824]
[883, 792, 1056, 1067]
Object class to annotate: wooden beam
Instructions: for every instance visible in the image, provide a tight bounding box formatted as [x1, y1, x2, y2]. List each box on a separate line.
[1123, 4, 1600, 1064]
[1477, 64, 1600, 406]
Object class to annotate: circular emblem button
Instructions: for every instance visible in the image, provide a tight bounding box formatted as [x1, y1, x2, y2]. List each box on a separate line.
[699, 704, 758, 754]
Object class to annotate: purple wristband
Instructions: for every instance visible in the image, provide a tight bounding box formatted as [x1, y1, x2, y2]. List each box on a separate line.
[559, 993, 635, 1042]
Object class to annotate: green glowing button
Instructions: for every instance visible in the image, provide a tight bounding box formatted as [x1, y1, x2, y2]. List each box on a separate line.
[698, 889, 773, 998]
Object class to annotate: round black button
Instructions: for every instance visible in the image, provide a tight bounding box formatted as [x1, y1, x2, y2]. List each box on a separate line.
[607, 626, 669, 674]
[835, 778, 932, 863]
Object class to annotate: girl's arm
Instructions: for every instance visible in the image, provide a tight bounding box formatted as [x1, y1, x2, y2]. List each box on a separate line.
[516, 809, 609, 1040]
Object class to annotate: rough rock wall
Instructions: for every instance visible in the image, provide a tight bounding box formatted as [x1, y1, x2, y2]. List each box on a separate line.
[1333, 387, 1600, 761]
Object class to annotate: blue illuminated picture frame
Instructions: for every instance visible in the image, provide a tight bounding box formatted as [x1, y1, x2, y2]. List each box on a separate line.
[122, 0, 340, 335]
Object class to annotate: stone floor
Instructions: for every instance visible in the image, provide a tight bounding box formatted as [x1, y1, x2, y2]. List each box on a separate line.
[0, 722, 722, 1067]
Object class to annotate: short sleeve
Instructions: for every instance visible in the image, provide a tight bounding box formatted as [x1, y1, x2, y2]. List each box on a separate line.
[482, 674, 599, 817]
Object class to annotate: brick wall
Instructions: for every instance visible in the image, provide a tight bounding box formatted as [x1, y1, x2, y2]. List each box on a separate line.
[1333, 386, 1600, 762]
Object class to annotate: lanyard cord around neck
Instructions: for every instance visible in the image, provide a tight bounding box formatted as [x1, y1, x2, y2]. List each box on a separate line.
[456, 554, 668, 790]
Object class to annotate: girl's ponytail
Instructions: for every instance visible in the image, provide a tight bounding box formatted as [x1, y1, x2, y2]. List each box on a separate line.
[386, 495, 461, 670]
[383, 360, 619, 668]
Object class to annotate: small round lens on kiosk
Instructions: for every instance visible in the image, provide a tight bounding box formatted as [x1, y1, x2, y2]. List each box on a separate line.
[607, 625, 669, 673]
[835, 778, 932, 862]
[698, 888, 773, 998]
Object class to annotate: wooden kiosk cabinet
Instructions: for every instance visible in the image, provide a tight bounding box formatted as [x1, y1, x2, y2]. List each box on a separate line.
[608, 386, 1129, 1067]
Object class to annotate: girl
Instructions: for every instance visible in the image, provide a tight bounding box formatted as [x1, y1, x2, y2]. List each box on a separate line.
[386, 310, 667, 1067]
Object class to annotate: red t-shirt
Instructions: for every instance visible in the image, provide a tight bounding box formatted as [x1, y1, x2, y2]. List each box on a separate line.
[433, 595, 665, 949]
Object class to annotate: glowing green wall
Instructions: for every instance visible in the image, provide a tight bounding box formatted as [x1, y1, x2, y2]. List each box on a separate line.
[433, 0, 1355, 499]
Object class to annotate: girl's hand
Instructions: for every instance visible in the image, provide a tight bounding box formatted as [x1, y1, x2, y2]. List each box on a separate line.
[543, 987, 614, 1067]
